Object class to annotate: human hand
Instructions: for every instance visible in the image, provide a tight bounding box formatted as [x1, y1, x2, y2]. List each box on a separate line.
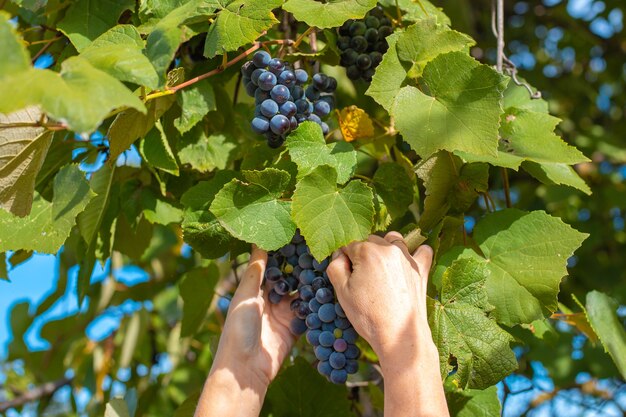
[326, 232, 436, 367]
[209, 246, 296, 389]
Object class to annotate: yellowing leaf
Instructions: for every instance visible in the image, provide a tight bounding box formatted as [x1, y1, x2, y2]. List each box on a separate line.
[338, 106, 374, 142]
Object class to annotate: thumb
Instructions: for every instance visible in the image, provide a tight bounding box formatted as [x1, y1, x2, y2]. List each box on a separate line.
[326, 249, 351, 292]
[231, 245, 267, 305]
[412, 245, 433, 280]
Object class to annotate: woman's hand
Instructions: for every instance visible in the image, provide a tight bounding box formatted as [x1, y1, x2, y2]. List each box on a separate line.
[327, 232, 449, 417]
[194, 246, 296, 417]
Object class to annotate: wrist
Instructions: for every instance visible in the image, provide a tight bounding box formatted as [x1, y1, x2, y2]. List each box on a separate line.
[376, 317, 438, 372]
[209, 356, 271, 394]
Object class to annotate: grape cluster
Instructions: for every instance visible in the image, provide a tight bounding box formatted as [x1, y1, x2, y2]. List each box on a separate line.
[242, 51, 337, 148]
[337, 6, 392, 82]
[264, 231, 361, 384]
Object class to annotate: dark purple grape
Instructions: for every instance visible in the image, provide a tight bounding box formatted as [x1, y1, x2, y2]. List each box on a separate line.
[270, 114, 290, 135]
[253, 50, 271, 67]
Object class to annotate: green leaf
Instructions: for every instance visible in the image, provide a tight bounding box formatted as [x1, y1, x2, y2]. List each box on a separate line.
[146, 0, 217, 78]
[391, 52, 507, 159]
[522, 161, 592, 195]
[0, 55, 146, 134]
[57, 0, 136, 52]
[174, 80, 216, 134]
[140, 122, 179, 176]
[108, 95, 175, 161]
[442, 209, 588, 326]
[105, 397, 132, 417]
[0, 107, 54, 217]
[457, 109, 589, 170]
[447, 385, 501, 417]
[396, 18, 474, 78]
[210, 168, 296, 251]
[179, 265, 219, 337]
[428, 258, 517, 389]
[204, 0, 281, 58]
[366, 33, 404, 110]
[0, 165, 95, 253]
[119, 310, 149, 368]
[141, 189, 183, 225]
[286, 122, 357, 185]
[0, 12, 30, 75]
[264, 357, 353, 417]
[282, 0, 377, 29]
[177, 127, 236, 173]
[379, 0, 450, 25]
[181, 171, 239, 210]
[292, 165, 374, 261]
[372, 163, 414, 219]
[416, 152, 488, 231]
[0, 253, 7, 281]
[585, 291, 626, 379]
[80, 25, 159, 89]
[77, 166, 116, 248]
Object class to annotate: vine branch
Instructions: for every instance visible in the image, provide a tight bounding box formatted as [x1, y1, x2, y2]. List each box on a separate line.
[0, 377, 72, 412]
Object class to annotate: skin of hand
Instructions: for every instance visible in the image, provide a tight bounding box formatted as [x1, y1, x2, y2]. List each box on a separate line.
[194, 246, 295, 417]
[327, 232, 449, 417]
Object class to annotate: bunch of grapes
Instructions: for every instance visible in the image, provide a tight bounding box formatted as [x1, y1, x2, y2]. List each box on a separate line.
[337, 6, 392, 82]
[242, 51, 337, 148]
[264, 231, 361, 384]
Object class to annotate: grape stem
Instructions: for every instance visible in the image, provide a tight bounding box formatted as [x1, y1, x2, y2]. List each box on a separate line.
[501, 167, 512, 208]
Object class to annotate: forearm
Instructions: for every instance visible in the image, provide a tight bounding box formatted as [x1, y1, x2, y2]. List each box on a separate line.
[379, 323, 449, 417]
[194, 366, 267, 417]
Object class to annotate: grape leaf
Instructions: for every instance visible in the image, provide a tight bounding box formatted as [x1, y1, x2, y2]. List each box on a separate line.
[177, 127, 236, 173]
[585, 291, 626, 379]
[457, 109, 589, 170]
[80, 25, 159, 89]
[337, 106, 374, 142]
[104, 397, 132, 417]
[141, 189, 183, 225]
[379, 0, 450, 26]
[440, 209, 588, 326]
[181, 171, 239, 210]
[428, 258, 517, 389]
[522, 161, 591, 195]
[366, 33, 404, 110]
[0, 107, 54, 217]
[286, 122, 357, 185]
[0, 253, 7, 281]
[108, 95, 175, 161]
[396, 18, 474, 78]
[57, 0, 135, 52]
[391, 52, 507, 159]
[140, 122, 179, 176]
[179, 265, 219, 337]
[0, 165, 95, 253]
[292, 165, 374, 260]
[446, 385, 501, 417]
[264, 357, 353, 417]
[210, 168, 296, 251]
[174, 80, 216, 134]
[203, 0, 281, 58]
[372, 163, 414, 219]
[145, 0, 217, 79]
[0, 11, 30, 75]
[283, 0, 376, 29]
[415, 152, 488, 231]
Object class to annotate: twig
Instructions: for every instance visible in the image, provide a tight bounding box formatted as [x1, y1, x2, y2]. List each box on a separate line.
[501, 167, 512, 208]
[0, 377, 72, 412]
[31, 36, 63, 64]
[293, 27, 315, 49]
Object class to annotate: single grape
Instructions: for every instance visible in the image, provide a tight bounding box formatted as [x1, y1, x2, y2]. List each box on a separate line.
[345, 344, 361, 359]
[318, 330, 335, 347]
[295, 99, 310, 114]
[267, 255, 280, 268]
[296, 303, 310, 320]
[245, 81, 257, 96]
[362, 68, 376, 82]
[339, 20, 352, 36]
[365, 15, 380, 28]
[316, 288, 334, 304]
[334, 328, 343, 339]
[270, 114, 291, 135]
[329, 352, 347, 369]
[350, 36, 368, 52]
[251, 116, 270, 134]
[253, 50, 271, 67]
[375, 41, 389, 53]
[317, 361, 333, 377]
[314, 100, 331, 117]
[313, 258, 329, 271]
[345, 360, 359, 375]
[364, 27, 379, 43]
[346, 65, 361, 80]
[370, 6, 385, 17]
[268, 288, 282, 304]
[257, 71, 277, 91]
[333, 338, 348, 353]
[295, 69, 308, 84]
[274, 279, 290, 296]
[307, 114, 322, 125]
[290, 317, 307, 335]
[334, 317, 351, 330]
[324, 77, 338, 92]
[330, 369, 348, 384]
[337, 36, 351, 50]
[343, 327, 358, 344]
[321, 122, 330, 135]
[349, 21, 367, 36]
[378, 25, 393, 38]
[306, 313, 322, 329]
[265, 266, 283, 282]
[305, 86, 320, 101]
[315, 345, 332, 361]
[284, 263, 294, 274]
[380, 17, 392, 26]
[318, 302, 337, 322]
[307, 329, 322, 346]
[298, 253, 314, 269]
[270, 85, 290, 104]
[287, 254, 299, 265]
[280, 243, 296, 257]
[278, 70, 296, 86]
[266, 133, 285, 148]
[286, 276, 299, 291]
[241, 60, 256, 77]
[255, 88, 270, 103]
[369, 51, 383, 66]
[356, 54, 372, 70]
[312, 73, 328, 90]
[292, 230, 304, 243]
[300, 285, 315, 301]
[311, 277, 326, 292]
[321, 322, 335, 332]
[251, 68, 266, 85]
[308, 298, 322, 313]
[280, 101, 297, 118]
[299, 269, 316, 285]
[341, 49, 359, 66]
[291, 85, 304, 100]
[290, 116, 298, 130]
[260, 99, 279, 118]
[268, 58, 285, 74]
[290, 299, 302, 311]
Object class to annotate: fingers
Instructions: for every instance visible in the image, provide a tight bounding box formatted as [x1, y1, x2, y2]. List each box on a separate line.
[412, 244, 434, 279]
[231, 245, 267, 305]
[326, 249, 352, 291]
[383, 231, 408, 252]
